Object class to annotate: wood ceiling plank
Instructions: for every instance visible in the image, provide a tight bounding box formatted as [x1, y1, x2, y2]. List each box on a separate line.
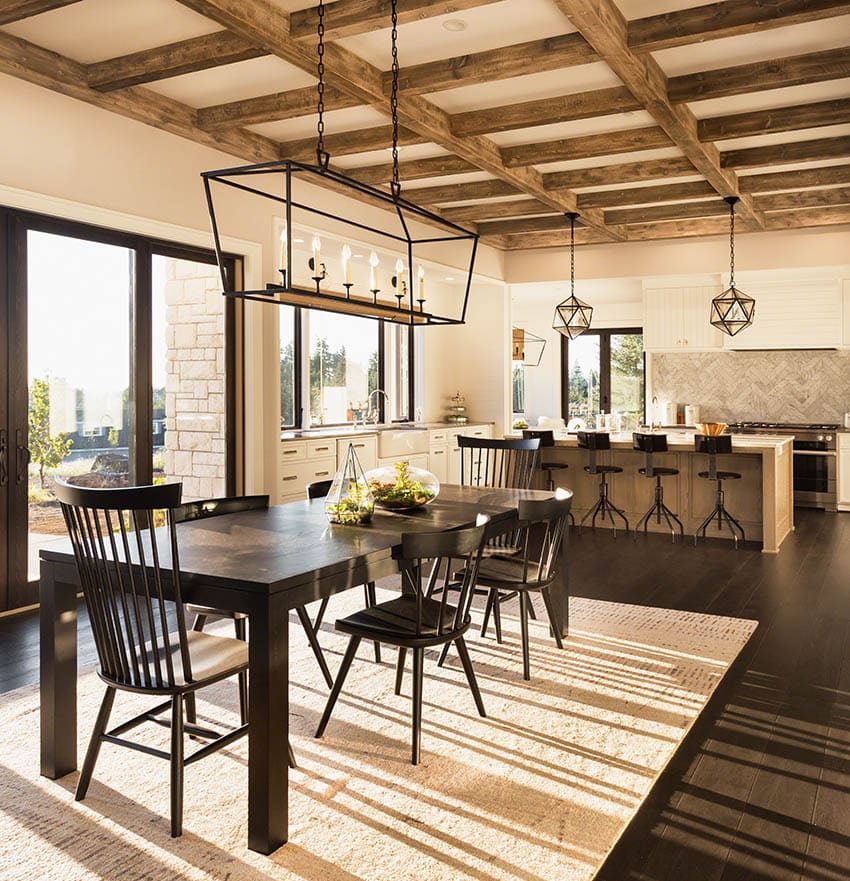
[289, 0, 501, 42]
[756, 186, 850, 211]
[477, 215, 577, 236]
[604, 199, 729, 225]
[502, 126, 671, 167]
[739, 164, 850, 193]
[764, 204, 850, 228]
[86, 31, 264, 91]
[442, 199, 556, 222]
[668, 47, 850, 104]
[552, 0, 764, 228]
[451, 86, 642, 137]
[721, 136, 850, 169]
[197, 84, 359, 129]
[629, 0, 850, 53]
[393, 32, 596, 96]
[578, 180, 717, 208]
[176, 0, 619, 238]
[403, 179, 521, 204]
[278, 125, 427, 161]
[698, 98, 850, 142]
[350, 155, 475, 185]
[543, 156, 696, 190]
[0, 1, 80, 25]
[499, 227, 612, 248]
[0, 30, 279, 164]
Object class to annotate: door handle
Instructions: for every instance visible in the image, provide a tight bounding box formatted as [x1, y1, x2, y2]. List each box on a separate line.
[0, 430, 7, 487]
[16, 430, 30, 485]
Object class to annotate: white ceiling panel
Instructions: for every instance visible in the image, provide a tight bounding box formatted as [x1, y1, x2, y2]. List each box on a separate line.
[739, 157, 850, 178]
[718, 123, 850, 153]
[248, 106, 390, 141]
[428, 63, 622, 113]
[0, 0, 220, 64]
[534, 146, 684, 173]
[615, 0, 717, 18]
[487, 111, 658, 147]
[689, 78, 850, 119]
[403, 172, 496, 188]
[332, 144, 450, 169]
[147, 57, 315, 108]
[572, 175, 706, 194]
[338, 0, 573, 69]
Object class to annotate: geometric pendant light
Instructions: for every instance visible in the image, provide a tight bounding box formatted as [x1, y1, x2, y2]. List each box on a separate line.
[710, 196, 755, 337]
[552, 213, 593, 339]
[512, 326, 546, 366]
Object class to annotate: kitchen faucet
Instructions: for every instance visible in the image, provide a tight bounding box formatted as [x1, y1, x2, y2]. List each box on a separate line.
[367, 388, 390, 425]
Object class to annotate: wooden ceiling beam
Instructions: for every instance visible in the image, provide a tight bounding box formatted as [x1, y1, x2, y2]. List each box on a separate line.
[552, 0, 764, 228]
[0, 1, 80, 24]
[542, 156, 696, 190]
[604, 199, 729, 225]
[478, 215, 578, 236]
[403, 179, 521, 204]
[349, 155, 475, 186]
[277, 125, 427, 161]
[289, 0, 501, 42]
[451, 86, 641, 137]
[498, 227, 612, 248]
[756, 186, 850, 211]
[629, 0, 850, 53]
[86, 31, 264, 91]
[721, 136, 850, 169]
[393, 32, 596, 96]
[197, 84, 359, 129]
[502, 126, 671, 168]
[578, 180, 718, 209]
[668, 47, 850, 104]
[442, 199, 556, 222]
[698, 98, 850, 142]
[176, 0, 619, 238]
[764, 204, 850, 228]
[740, 164, 850, 192]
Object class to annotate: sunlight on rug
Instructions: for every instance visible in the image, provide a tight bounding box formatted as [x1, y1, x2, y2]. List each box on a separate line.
[0, 595, 756, 881]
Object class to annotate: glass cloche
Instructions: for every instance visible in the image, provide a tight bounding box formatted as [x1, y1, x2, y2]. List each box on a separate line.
[325, 443, 375, 525]
[366, 460, 440, 511]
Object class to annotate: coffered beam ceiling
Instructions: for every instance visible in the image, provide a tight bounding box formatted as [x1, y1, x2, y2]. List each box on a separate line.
[1, 0, 848, 249]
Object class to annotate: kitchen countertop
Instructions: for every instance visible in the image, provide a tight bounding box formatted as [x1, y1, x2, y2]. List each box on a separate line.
[281, 421, 492, 440]
[550, 431, 792, 454]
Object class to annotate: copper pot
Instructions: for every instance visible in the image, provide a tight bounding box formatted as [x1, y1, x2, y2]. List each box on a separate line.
[694, 422, 727, 436]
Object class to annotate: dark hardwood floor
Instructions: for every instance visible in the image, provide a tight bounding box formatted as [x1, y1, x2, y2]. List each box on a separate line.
[2, 508, 848, 879]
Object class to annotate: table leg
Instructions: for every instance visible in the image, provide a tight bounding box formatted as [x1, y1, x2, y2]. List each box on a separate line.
[550, 524, 570, 638]
[247, 591, 289, 854]
[39, 560, 78, 778]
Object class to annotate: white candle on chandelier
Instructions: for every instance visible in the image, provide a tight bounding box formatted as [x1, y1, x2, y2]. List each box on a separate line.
[369, 251, 380, 290]
[394, 258, 404, 294]
[311, 234, 322, 276]
[341, 243, 352, 285]
[417, 265, 425, 300]
[278, 224, 287, 273]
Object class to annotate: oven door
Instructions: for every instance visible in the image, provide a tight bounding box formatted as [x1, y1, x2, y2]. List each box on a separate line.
[793, 449, 837, 510]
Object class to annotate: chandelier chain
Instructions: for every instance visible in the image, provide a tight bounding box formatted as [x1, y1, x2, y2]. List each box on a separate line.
[570, 214, 575, 293]
[729, 198, 735, 289]
[390, 0, 401, 197]
[316, 0, 328, 167]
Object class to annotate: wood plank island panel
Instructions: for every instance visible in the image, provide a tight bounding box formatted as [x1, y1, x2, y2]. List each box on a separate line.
[534, 433, 793, 553]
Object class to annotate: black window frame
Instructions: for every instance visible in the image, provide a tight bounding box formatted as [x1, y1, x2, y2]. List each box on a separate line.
[560, 327, 645, 423]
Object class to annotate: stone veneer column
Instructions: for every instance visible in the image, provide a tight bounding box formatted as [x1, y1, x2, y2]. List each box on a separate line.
[163, 259, 226, 501]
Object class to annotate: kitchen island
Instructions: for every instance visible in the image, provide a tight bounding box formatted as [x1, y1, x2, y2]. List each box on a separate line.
[541, 432, 794, 552]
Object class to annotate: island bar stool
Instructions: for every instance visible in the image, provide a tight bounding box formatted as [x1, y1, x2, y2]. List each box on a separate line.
[522, 429, 576, 527]
[576, 430, 629, 536]
[632, 433, 684, 542]
[694, 434, 745, 548]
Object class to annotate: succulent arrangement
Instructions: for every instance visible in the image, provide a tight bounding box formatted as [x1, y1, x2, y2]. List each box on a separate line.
[368, 460, 438, 510]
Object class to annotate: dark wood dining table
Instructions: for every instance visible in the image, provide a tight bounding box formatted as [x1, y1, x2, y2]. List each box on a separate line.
[39, 484, 568, 854]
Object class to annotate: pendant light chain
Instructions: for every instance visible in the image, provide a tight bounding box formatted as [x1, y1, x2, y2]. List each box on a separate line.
[570, 213, 575, 294]
[728, 198, 735, 289]
[315, 0, 329, 169]
[390, 0, 401, 200]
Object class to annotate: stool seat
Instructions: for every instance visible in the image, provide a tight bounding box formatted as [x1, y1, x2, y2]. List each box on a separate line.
[638, 466, 679, 477]
[698, 470, 742, 480]
[584, 464, 622, 475]
[539, 462, 568, 471]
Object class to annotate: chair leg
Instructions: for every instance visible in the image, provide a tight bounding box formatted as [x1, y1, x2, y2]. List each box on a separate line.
[395, 647, 407, 694]
[436, 640, 451, 668]
[234, 616, 249, 725]
[411, 647, 424, 765]
[75, 686, 116, 801]
[315, 636, 362, 738]
[540, 587, 564, 650]
[480, 589, 495, 638]
[170, 694, 184, 838]
[526, 594, 537, 620]
[295, 605, 334, 689]
[365, 582, 382, 663]
[312, 597, 330, 630]
[455, 636, 486, 718]
[185, 614, 208, 724]
[288, 740, 297, 769]
[192, 614, 207, 632]
[519, 592, 531, 681]
[492, 592, 503, 644]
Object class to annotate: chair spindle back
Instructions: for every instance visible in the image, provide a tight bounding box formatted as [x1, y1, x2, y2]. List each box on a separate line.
[457, 436, 540, 489]
[516, 493, 574, 587]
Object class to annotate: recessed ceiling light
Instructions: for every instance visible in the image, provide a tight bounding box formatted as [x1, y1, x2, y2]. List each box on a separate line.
[353, 253, 365, 259]
[442, 18, 467, 32]
[293, 238, 305, 243]
[444, 276, 456, 281]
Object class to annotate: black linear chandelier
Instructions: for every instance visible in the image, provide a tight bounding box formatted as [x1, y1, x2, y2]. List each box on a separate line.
[201, 0, 478, 325]
[552, 213, 593, 339]
[710, 196, 755, 337]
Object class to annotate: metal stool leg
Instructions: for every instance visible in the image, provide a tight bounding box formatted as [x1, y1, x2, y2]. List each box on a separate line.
[634, 475, 684, 543]
[694, 479, 745, 548]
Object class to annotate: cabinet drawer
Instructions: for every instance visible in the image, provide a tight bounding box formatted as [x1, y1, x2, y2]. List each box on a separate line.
[337, 436, 377, 471]
[467, 425, 491, 439]
[280, 457, 336, 495]
[307, 439, 336, 460]
[429, 429, 449, 445]
[280, 441, 306, 463]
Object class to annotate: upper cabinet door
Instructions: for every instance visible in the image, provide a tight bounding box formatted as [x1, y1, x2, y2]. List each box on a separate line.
[681, 286, 723, 351]
[643, 287, 681, 351]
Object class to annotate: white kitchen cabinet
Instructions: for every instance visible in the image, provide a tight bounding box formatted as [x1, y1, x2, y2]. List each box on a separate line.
[376, 453, 429, 470]
[429, 445, 448, 483]
[842, 280, 850, 348]
[839, 434, 850, 511]
[724, 278, 842, 350]
[643, 286, 723, 352]
[336, 435, 377, 472]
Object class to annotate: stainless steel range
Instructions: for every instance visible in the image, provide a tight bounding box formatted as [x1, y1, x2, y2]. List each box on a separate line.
[727, 421, 838, 511]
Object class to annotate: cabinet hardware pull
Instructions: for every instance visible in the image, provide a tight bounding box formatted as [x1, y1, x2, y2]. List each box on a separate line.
[16, 430, 30, 485]
[0, 429, 7, 487]
[283, 449, 298, 455]
[315, 470, 329, 476]
[282, 475, 297, 481]
[314, 446, 329, 451]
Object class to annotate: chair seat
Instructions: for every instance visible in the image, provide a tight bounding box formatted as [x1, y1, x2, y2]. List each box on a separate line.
[335, 595, 466, 646]
[475, 555, 548, 591]
[698, 470, 742, 480]
[185, 603, 247, 621]
[136, 630, 249, 690]
[638, 467, 679, 477]
[584, 465, 623, 474]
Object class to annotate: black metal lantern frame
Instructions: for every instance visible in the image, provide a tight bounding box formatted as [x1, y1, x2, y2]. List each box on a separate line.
[710, 196, 755, 337]
[201, 159, 478, 326]
[512, 326, 546, 367]
[553, 213, 593, 339]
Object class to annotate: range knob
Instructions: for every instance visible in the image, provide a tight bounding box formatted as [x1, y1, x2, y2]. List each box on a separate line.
[817, 434, 825, 442]
[826, 435, 833, 443]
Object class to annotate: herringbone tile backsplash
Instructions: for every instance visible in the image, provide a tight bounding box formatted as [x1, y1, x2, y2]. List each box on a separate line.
[651, 350, 850, 424]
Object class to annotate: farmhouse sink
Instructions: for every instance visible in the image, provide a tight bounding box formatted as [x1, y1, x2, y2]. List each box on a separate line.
[378, 428, 429, 458]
